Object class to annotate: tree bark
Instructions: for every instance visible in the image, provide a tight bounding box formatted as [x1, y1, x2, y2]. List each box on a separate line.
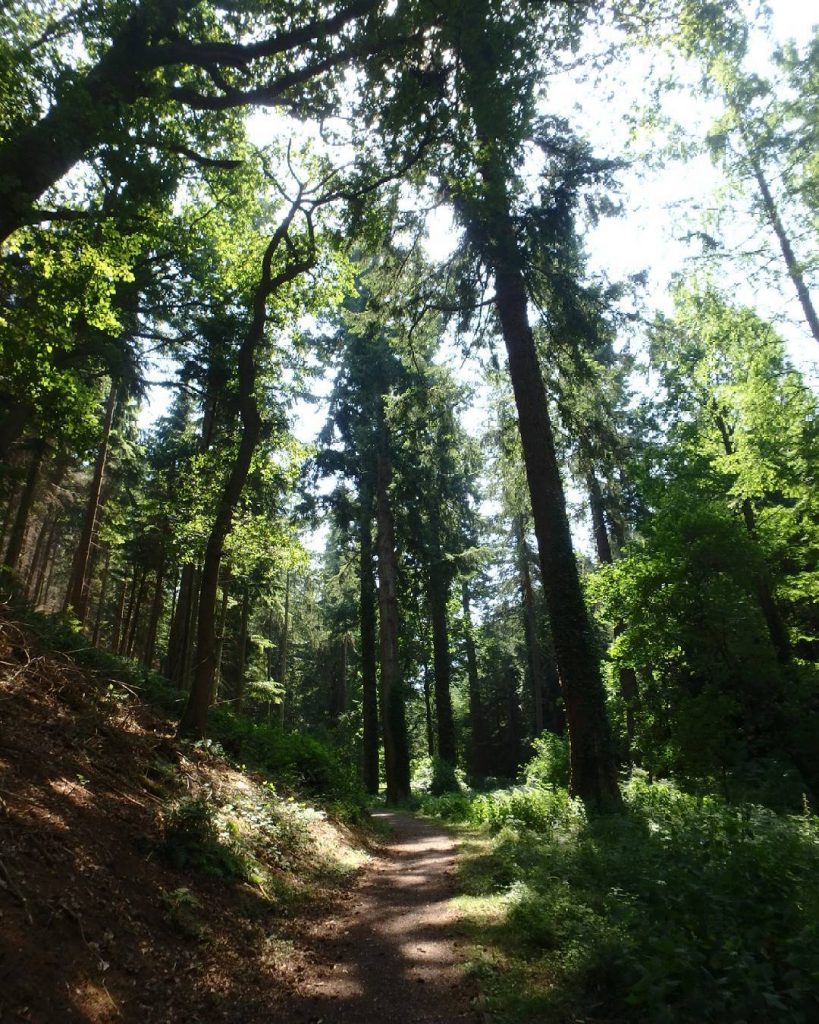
[461, 580, 487, 777]
[178, 212, 313, 737]
[3, 441, 45, 572]
[360, 483, 380, 793]
[65, 382, 117, 622]
[141, 548, 166, 670]
[236, 583, 251, 711]
[472, 183, 620, 807]
[375, 430, 411, 804]
[428, 566, 457, 766]
[743, 143, 819, 345]
[91, 547, 111, 647]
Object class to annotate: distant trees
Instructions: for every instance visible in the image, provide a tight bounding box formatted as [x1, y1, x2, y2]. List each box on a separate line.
[1, 0, 816, 810]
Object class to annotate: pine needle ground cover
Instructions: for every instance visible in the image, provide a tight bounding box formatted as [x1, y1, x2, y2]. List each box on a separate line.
[0, 605, 370, 1021]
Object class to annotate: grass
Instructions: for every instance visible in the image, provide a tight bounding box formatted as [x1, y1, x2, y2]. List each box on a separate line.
[422, 773, 819, 1023]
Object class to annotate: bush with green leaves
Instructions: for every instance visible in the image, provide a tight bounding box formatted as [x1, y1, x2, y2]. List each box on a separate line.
[522, 733, 570, 790]
[432, 773, 819, 1023]
[159, 795, 255, 881]
[412, 754, 467, 796]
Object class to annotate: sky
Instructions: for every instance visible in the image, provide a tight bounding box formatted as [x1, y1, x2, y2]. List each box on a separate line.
[136, 1, 817, 553]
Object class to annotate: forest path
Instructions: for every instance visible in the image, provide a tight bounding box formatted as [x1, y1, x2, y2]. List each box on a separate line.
[281, 811, 480, 1024]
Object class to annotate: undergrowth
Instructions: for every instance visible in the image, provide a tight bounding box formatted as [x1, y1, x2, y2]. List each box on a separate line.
[17, 605, 368, 823]
[422, 772, 819, 1023]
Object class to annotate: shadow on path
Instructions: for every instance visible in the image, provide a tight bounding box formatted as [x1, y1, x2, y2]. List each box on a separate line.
[278, 811, 480, 1024]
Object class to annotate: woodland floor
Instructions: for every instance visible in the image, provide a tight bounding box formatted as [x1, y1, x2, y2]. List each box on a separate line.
[0, 608, 480, 1024]
[275, 811, 479, 1024]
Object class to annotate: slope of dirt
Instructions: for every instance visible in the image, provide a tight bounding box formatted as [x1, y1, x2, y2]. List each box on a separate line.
[0, 607, 367, 1023]
[0, 607, 480, 1024]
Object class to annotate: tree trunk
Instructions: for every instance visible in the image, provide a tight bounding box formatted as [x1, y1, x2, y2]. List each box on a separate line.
[24, 509, 53, 595]
[34, 514, 61, 607]
[3, 441, 44, 572]
[474, 188, 620, 807]
[181, 564, 201, 689]
[428, 566, 457, 766]
[212, 569, 231, 701]
[744, 143, 819, 345]
[178, 214, 313, 737]
[0, 402, 35, 466]
[360, 484, 380, 794]
[65, 383, 117, 622]
[126, 570, 149, 658]
[167, 563, 193, 685]
[119, 568, 141, 655]
[91, 547, 111, 647]
[142, 548, 166, 670]
[374, 432, 411, 804]
[515, 516, 547, 737]
[277, 570, 290, 725]
[461, 580, 487, 778]
[422, 658, 436, 758]
[587, 473, 614, 566]
[235, 583, 251, 711]
[111, 577, 127, 654]
[493, 265, 619, 804]
[41, 525, 64, 610]
[0, 477, 22, 556]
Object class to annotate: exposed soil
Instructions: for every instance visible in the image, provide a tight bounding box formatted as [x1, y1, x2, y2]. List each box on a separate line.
[0, 608, 480, 1024]
[279, 811, 480, 1024]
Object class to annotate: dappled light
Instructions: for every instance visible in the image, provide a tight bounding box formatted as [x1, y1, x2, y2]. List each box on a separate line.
[1, 0, 817, 1020]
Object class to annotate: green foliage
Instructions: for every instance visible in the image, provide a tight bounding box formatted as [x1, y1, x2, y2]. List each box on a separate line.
[159, 795, 254, 881]
[413, 754, 467, 796]
[204, 709, 367, 820]
[159, 886, 207, 941]
[522, 734, 570, 790]
[587, 287, 819, 788]
[433, 774, 819, 1023]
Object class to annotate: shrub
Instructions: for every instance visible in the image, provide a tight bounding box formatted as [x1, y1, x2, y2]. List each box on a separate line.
[522, 733, 570, 790]
[431, 773, 819, 1022]
[159, 795, 254, 881]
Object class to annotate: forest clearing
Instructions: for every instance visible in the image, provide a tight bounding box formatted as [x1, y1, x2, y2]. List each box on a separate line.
[1, 0, 818, 1021]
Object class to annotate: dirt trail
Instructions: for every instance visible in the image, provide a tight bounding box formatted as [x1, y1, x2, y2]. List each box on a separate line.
[281, 811, 480, 1024]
